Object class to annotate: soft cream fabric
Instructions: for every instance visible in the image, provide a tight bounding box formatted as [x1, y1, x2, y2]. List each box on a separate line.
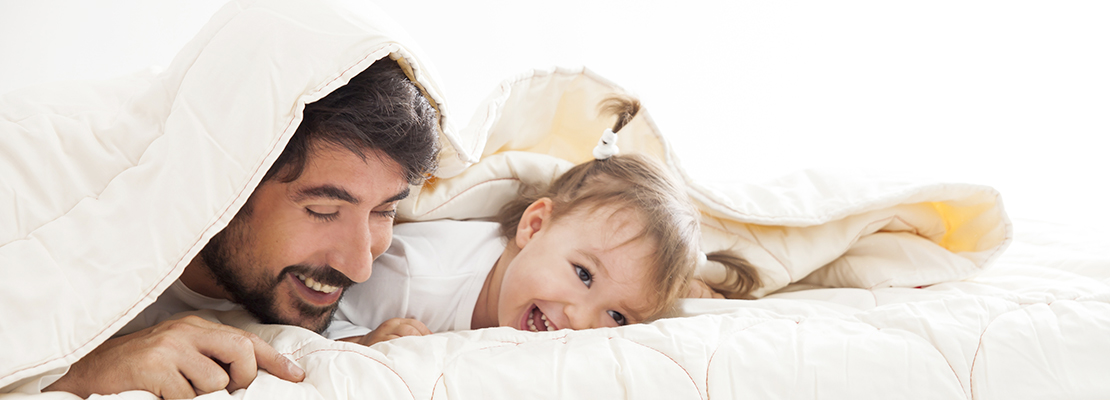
[21, 242, 1104, 400]
[0, 0, 464, 391]
[5, 0, 1106, 398]
[396, 66, 1012, 298]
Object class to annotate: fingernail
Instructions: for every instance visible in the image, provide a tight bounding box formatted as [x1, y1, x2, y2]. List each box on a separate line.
[288, 360, 306, 380]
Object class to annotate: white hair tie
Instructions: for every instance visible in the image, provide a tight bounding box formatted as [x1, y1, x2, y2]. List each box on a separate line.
[696, 251, 709, 269]
[593, 128, 619, 160]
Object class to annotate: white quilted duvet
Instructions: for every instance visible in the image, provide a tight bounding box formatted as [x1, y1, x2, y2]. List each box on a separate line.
[2, 0, 1108, 398]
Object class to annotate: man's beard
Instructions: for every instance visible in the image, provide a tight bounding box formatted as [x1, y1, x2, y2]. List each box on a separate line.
[198, 220, 355, 334]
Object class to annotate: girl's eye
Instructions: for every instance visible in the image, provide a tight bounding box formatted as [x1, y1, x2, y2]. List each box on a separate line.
[574, 264, 593, 288]
[608, 310, 627, 326]
[306, 207, 339, 222]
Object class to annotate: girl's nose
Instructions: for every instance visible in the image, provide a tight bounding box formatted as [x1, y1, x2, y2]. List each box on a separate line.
[564, 303, 604, 330]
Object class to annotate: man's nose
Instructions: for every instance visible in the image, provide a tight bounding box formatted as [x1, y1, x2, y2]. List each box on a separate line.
[329, 220, 375, 283]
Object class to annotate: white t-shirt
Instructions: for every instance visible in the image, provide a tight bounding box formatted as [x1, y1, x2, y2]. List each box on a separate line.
[325, 220, 506, 340]
[115, 279, 241, 337]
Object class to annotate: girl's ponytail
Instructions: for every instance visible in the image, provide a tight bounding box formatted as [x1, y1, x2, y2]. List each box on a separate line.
[598, 95, 641, 133]
[704, 250, 762, 299]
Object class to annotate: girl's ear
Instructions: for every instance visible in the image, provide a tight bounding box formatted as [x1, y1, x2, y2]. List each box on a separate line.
[516, 198, 554, 249]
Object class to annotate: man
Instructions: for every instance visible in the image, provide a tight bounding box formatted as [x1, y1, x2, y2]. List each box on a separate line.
[42, 59, 440, 398]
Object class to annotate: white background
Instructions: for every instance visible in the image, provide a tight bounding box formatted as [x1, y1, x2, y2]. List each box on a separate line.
[2, 0, 1108, 229]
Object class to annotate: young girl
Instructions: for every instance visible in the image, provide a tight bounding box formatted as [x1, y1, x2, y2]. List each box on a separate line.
[325, 96, 761, 346]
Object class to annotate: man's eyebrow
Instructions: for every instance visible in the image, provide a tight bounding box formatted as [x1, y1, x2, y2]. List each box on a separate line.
[381, 187, 411, 206]
[293, 185, 359, 204]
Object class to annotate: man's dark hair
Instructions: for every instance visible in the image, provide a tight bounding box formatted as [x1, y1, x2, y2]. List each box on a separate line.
[263, 59, 440, 185]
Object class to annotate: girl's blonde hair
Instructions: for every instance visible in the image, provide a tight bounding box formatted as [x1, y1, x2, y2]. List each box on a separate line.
[496, 95, 761, 321]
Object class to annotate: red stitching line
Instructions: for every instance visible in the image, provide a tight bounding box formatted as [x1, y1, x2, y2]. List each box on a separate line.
[621, 339, 704, 399]
[877, 325, 967, 396]
[705, 319, 779, 400]
[475, 338, 529, 351]
[313, 47, 390, 93]
[431, 373, 444, 398]
[292, 347, 416, 400]
[965, 298, 1053, 399]
[968, 320, 994, 399]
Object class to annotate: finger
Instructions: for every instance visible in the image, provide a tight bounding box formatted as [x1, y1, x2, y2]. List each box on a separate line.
[159, 373, 200, 400]
[407, 320, 432, 336]
[381, 318, 407, 328]
[191, 330, 258, 393]
[175, 354, 231, 395]
[245, 333, 305, 386]
[395, 325, 422, 338]
[396, 323, 430, 337]
[364, 331, 394, 346]
[189, 327, 303, 392]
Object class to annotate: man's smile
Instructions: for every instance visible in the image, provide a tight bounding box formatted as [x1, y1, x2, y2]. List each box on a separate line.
[287, 272, 344, 306]
[295, 272, 340, 294]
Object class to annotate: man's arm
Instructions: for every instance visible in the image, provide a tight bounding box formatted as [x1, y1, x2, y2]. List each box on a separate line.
[44, 315, 305, 398]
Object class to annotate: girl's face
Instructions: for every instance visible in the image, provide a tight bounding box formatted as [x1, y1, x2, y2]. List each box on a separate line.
[495, 199, 657, 332]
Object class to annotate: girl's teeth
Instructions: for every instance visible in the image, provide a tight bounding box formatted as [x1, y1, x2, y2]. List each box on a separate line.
[526, 309, 538, 332]
[524, 308, 555, 332]
[295, 273, 338, 294]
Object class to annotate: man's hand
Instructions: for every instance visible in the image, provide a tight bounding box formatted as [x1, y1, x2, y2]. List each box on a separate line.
[685, 278, 726, 299]
[340, 318, 431, 347]
[44, 315, 305, 399]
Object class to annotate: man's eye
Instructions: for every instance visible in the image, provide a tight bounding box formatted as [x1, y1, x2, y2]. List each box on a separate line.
[374, 209, 397, 219]
[575, 265, 593, 288]
[306, 207, 339, 221]
[608, 310, 627, 326]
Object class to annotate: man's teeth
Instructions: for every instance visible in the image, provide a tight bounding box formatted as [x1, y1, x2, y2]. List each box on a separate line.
[526, 308, 556, 332]
[295, 273, 338, 294]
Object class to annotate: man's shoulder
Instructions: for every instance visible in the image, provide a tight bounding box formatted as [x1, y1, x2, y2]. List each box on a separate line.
[391, 220, 502, 248]
[115, 280, 240, 337]
[385, 220, 503, 276]
[393, 219, 500, 237]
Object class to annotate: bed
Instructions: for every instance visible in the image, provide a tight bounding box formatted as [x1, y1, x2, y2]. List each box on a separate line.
[2, 0, 1108, 398]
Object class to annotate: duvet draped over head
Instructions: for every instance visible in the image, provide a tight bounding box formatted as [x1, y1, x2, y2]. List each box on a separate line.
[0, 0, 461, 389]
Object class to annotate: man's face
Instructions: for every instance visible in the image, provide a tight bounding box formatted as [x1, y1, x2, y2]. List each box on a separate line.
[201, 144, 410, 333]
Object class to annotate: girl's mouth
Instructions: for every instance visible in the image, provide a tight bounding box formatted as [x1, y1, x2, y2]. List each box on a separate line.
[523, 304, 557, 332]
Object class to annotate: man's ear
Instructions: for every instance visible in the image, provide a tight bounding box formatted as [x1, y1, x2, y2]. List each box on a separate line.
[515, 198, 554, 249]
